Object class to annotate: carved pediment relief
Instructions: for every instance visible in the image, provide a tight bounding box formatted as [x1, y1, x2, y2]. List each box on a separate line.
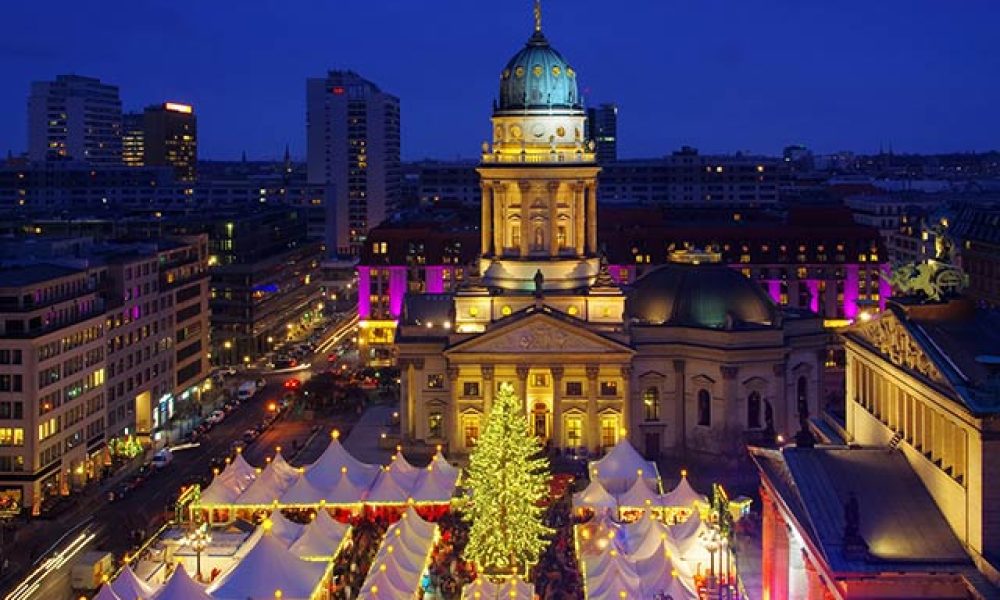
[447, 313, 632, 355]
[691, 374, 716, 387]
[854, 313, 945, 385]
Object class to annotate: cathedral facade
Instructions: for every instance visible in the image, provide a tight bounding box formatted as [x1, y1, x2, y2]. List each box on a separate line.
[395, 11, 827, 460]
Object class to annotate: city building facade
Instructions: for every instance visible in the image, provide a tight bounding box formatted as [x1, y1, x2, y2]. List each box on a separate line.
[586, 103, 618, 163]
[306, 71, 401, 256]
[28, 75, 123, 165]
[136, 102, 198, 182]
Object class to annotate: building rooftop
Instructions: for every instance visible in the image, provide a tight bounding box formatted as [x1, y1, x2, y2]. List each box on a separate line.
[0, 263, 83, 288]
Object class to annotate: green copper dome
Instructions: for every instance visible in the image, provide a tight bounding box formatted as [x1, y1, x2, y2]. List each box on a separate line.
[498, 30, 581, 112]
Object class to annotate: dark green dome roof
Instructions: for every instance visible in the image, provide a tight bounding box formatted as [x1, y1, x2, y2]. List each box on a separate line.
[626, 263, 780, 329]
[498, 30, 581, 112]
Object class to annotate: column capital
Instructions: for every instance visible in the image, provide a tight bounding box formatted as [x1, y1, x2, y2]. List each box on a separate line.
[398, 357, 425, 370]
[517, 180, 532, 194]
[480, 365, 494, 381]
[546, 181, 560, 193]
[721, 365, 739, 380]
[516, 364, 530, 380]
[585, 364, 600, 380]
[550, 366, 565, 380]
[446, 366, 460, 381]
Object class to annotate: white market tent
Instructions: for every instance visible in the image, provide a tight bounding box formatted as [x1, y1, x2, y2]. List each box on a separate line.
[588, 439, 660, 496]
[661, 471, 709, 509]
[152, 564, 212, 600]
[461, 575, 535, 600]
[304, 434, 381, 491]
[616, 477, 661, 511]
[208, 526, 331, 600]
[288, 509, 352, 561]
[367, 448, 460, 505]
[358, 507, 438, 599]
[268, 509, 306, 547]
[583, 548, 643, 600]
[410, 450, 461, 504]
[110, 565, 158, 600]
[232, 451, 300, 507]
[199, 453, 257, 506]
[623, 510, 684, 567]
[572, 479, 617, 514]
[575, 511, 624, 558]
[92, 584, 122, 600]
[634, 542, 698, 600]
[670, 510, 713, 571]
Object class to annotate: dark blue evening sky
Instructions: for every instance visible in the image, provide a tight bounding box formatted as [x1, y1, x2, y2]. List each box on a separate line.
[2, 1, 998, 160]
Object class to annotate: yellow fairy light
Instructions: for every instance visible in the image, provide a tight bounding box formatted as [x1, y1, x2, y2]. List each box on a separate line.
[331, 429, 340, 439]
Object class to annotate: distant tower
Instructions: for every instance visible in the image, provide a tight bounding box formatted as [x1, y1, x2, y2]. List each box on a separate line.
[478, 1, 601, 291]
[28, 74, 122, 164]
[142, 102, 197, 182]
[306, 71, 401, 256]
[586, 103, 618, 163]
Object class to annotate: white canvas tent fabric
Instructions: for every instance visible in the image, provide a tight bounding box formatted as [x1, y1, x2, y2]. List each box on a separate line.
[110, 565, 158, 600]
[616, 477, 661, 510]
[367, 449, 459, 505]
[572, 479, 617, 513]
[583, 548, 642, 600]
[575, 512, 624, 558]
[305, 436, 381, 490]
[661, 472, 709, 508]
[670, 510, 712, 570]
[208, 528, 329, 600]
[410, 451, 460, 504]
[462, 576, 534, 600]
[366, 465, 414, 504]
[634, 542, 698, 600]
[622, 510, 684, 565]
[359, 507, 438, 599]
[268, 510, 306, 547]
[152, 565, 211, 600]
[588, 439, 659, 496]
[233, 451, 300, 506]
[289, 509, 351, 561]
[92, 584, 122, 600]
[199, 454, 257, 506]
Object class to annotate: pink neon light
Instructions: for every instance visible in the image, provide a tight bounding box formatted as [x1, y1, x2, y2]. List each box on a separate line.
[806, 280, 820, 314]
[388, 266, 407, 318]
[425, 266, 444, 294]
[357, 267, 371, 319]
[844, 265, 859, 320]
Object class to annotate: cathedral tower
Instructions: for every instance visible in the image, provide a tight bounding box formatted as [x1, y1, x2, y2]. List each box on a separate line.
[477, 2, 601, 292]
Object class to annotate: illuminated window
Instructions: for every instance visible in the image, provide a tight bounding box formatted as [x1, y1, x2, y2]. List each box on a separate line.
[463, 382, 480, 397]
[533, 374, 548, 387]
[511, 224, 521, 248]
[501, 305, 512, 316]
[426, 374, 444, 389]
[697, 389, 711, 427]
[565, 382, 583, 396]
[463, 414, 480, 447]
[600, 414, 620, 448]
[600, 381, 618, 397]
[566, 415, 583, 447]
[428, 412, 443, 438]
[557, 226, 567, 247]
[0, 428, 24, 447]
[643, 387, 660, 421]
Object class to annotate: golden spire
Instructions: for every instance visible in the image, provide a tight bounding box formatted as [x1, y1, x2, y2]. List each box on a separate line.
[533, 0, 542, 32]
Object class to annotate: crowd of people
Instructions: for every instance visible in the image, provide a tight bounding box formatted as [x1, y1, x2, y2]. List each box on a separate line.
[531, 490, 584, 600]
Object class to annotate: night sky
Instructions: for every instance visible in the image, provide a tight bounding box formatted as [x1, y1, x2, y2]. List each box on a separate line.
[2, 0, 998, 161]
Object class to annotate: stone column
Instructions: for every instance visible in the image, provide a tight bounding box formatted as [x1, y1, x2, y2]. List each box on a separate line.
[447, 365, 460, 448]
[480, 182, 492, 257]
[772, 517, 790, 600]
[551, 366, 564, 448]
[516, 364, 530, 412]
[399, 357, 423, 439]
[586, 182, 598, 254]
[574, 182, 586, 257]
[761, 489, 777, 600]
[548, 182, 560, 256]
[788, 539, 809, 599]
[481, 365, 494, 417]
[586, 364, 600, 452]
[518, 181, 532, 258]
[772, 362, 788, 438]
[721, 365, 741, 454]
[620, 365, 632, 442]
[803, 554, 825, 600]
[493, 182, 505, 256]
[673, 360, 686, 454]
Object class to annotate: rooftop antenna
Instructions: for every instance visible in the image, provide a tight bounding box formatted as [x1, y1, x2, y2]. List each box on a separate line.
[534, 0, 542, 32]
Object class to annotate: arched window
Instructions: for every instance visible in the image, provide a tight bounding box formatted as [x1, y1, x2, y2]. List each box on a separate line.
[643, 387, 660, 422]
[747, 391, 762, 429]
[797, 376, 809, 420]
[533, 225, 545, 249]
[697, 389, 711, 427]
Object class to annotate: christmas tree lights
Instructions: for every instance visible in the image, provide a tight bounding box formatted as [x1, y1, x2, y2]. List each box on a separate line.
[463, 382, 553, 576]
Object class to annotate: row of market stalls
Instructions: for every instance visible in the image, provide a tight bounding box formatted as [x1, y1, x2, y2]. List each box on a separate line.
[358, 506, 439, 597]
[94, 509, 351, 600]
[196, 433, 461, 522]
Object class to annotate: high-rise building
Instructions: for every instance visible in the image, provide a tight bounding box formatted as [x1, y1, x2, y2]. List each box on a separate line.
[306, 71, 401, 256]
[143, 103, 197, 182]
[586, 102, 618, 163]
[28, 75, 122, 164]
[122, 103, 197, 182]
[122, 112, 145, 167]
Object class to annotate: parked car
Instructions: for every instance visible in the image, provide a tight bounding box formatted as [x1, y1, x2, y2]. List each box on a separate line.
[284, 378, 301, 391]
[256, 378, 267, 389]
[151, 448, 174, 469]
[206, 410, 226, 425]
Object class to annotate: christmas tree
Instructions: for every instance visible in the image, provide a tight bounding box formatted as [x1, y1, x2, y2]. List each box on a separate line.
[463, 382, 552, 576]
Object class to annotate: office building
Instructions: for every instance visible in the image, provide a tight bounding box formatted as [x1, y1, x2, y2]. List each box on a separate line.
[142, 102, 197, 182]
[122, 112, 145, 167]
[28, 75, 123, 165]
[0, 263, 107, 515]
[306, 71, 401, 256]
[586, 103, 618, 163]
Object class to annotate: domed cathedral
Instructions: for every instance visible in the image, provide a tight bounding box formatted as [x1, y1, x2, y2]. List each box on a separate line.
[395, 3, 827, 461]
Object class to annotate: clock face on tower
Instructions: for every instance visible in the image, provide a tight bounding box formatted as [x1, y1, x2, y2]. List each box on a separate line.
[510, 124, 523, 140]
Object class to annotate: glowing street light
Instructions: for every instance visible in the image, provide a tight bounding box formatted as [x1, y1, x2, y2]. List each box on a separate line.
[180, 522, 212, 582]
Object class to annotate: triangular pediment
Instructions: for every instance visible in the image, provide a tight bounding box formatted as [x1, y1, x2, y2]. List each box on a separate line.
[445, 311, 633, 356]
[851, 311, 948, 387]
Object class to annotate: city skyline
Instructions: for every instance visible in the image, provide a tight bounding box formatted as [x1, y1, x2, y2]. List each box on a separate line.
[1, 0, 998, 161]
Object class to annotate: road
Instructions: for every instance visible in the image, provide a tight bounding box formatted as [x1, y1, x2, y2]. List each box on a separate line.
[2, 313, 360, 600]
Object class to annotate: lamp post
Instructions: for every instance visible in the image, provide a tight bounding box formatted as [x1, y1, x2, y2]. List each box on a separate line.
[181, 521, 211, 582]
[703, 529, 720, 594]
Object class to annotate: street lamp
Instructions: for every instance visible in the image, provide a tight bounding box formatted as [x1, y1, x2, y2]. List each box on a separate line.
[703, 529, 720, 592]
[180, 522, 211, 582]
